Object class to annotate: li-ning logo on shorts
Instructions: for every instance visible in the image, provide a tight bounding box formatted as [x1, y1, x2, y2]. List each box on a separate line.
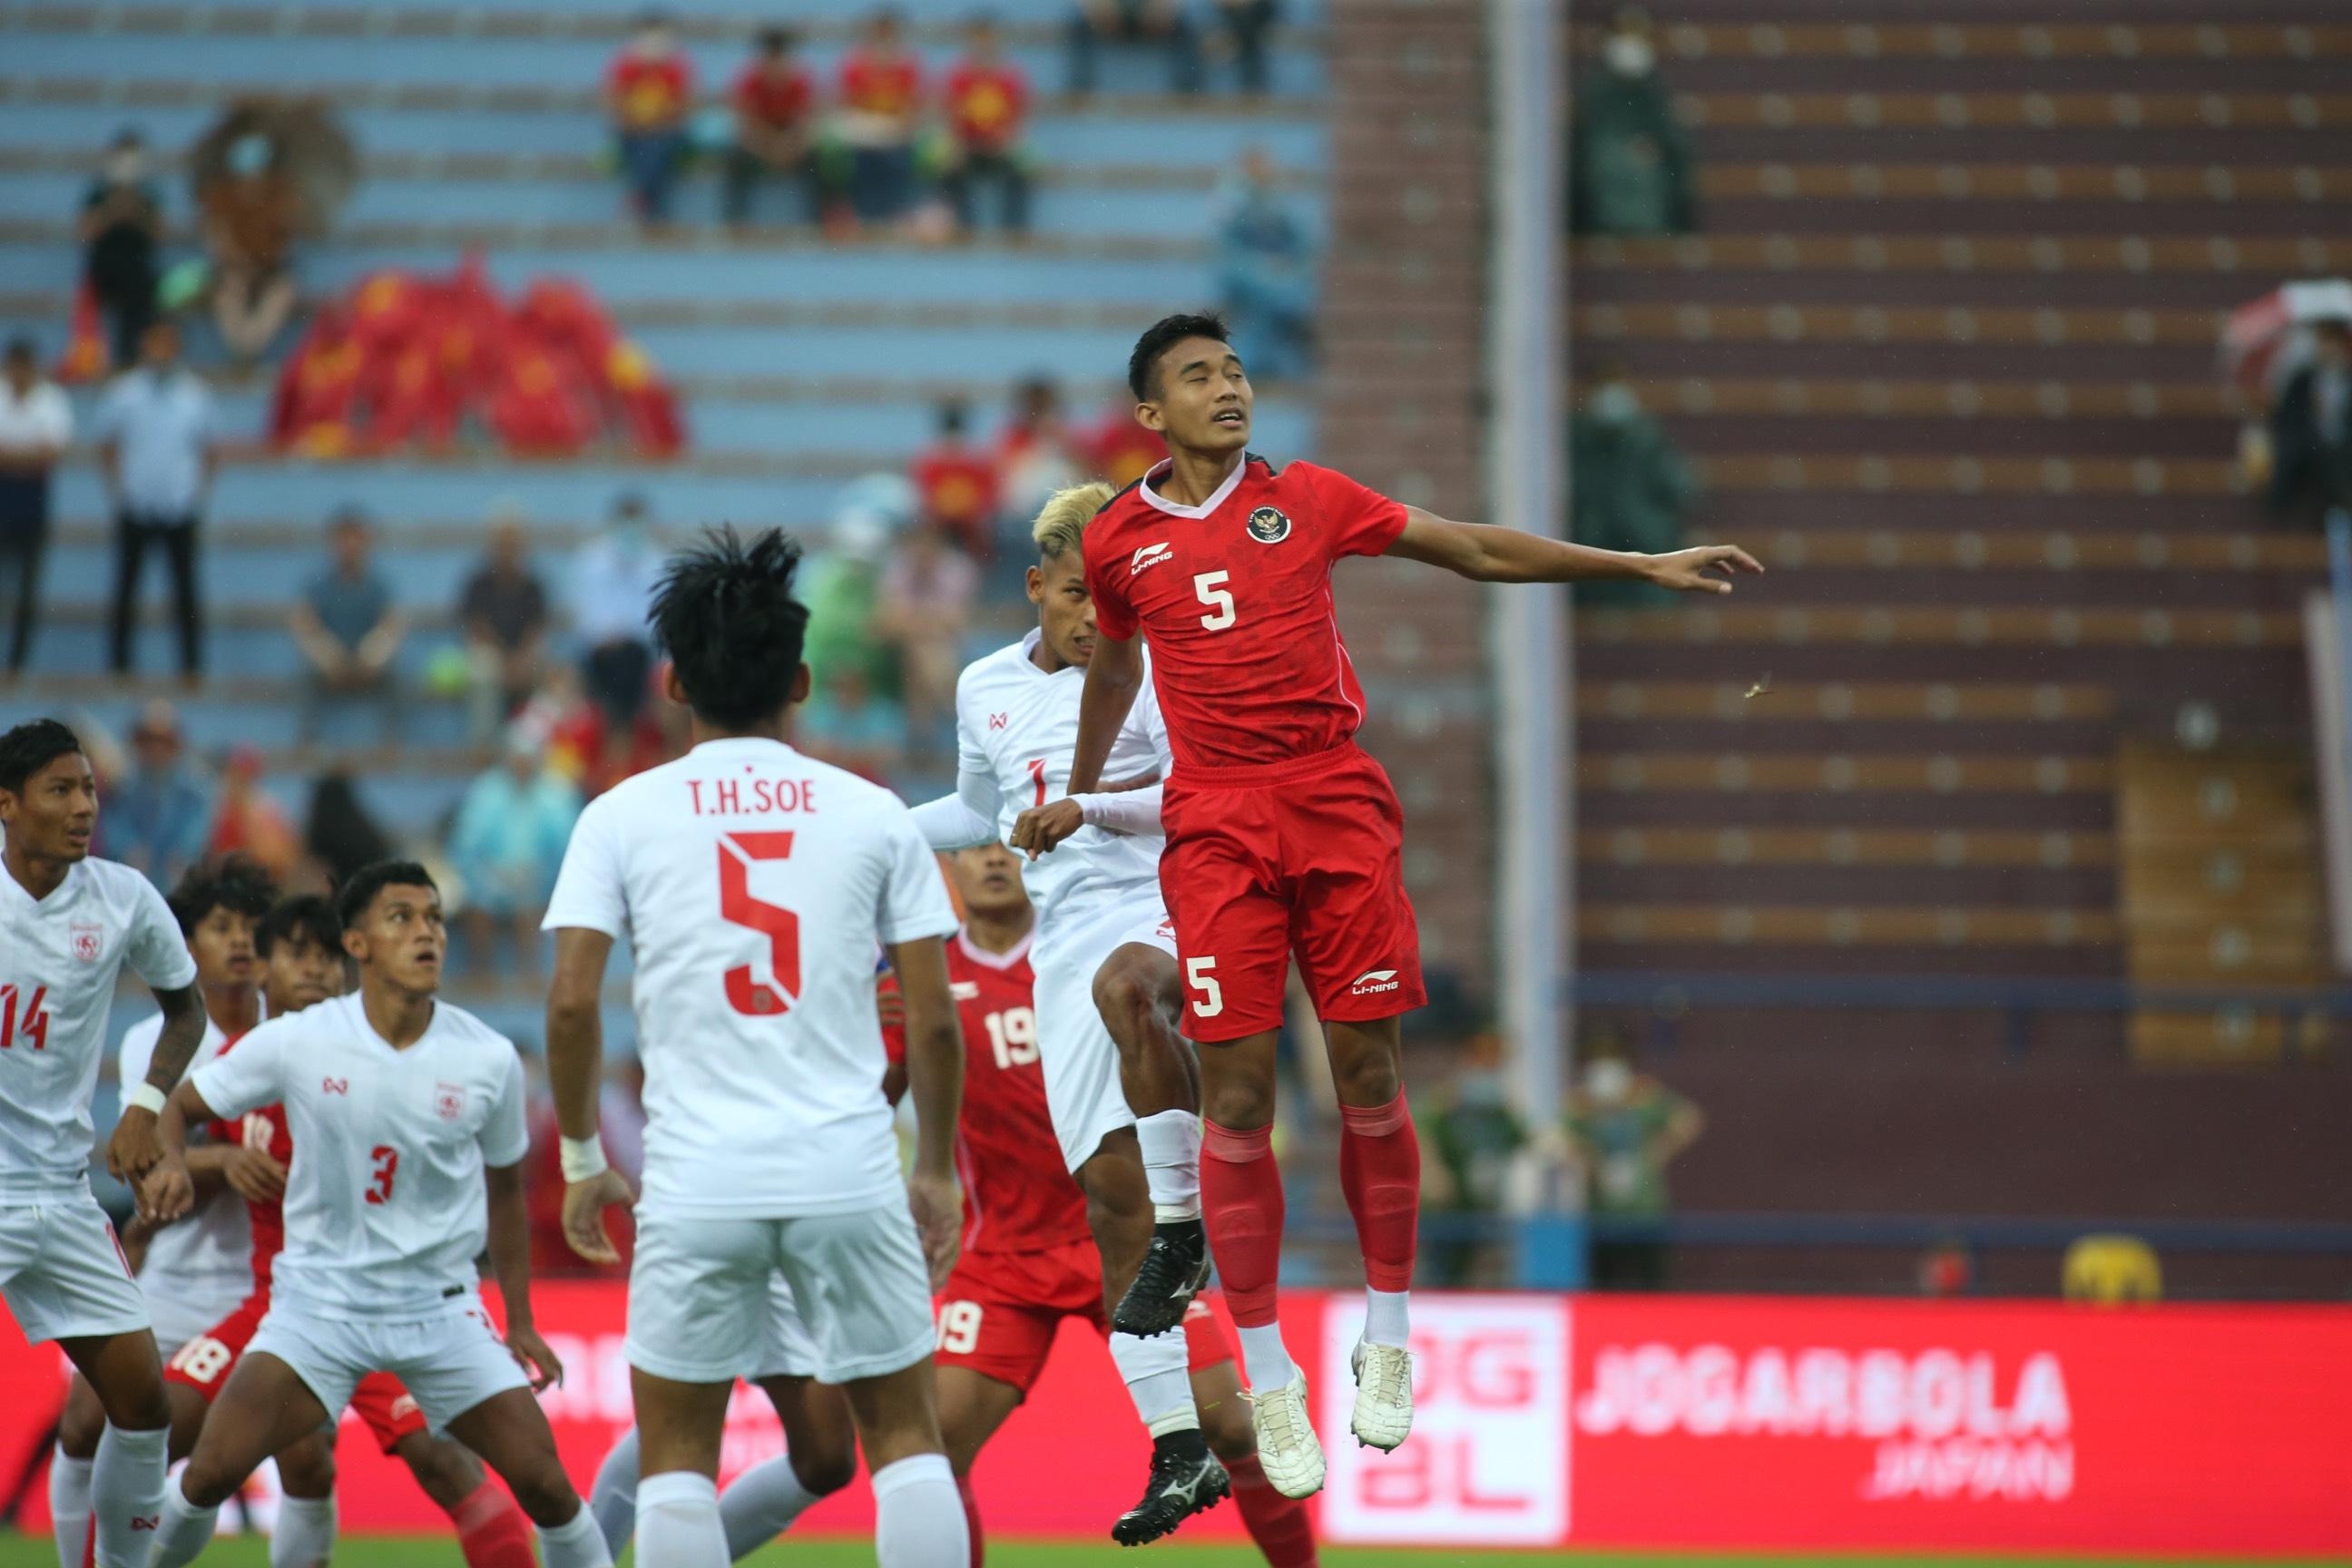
[1247, 507, 1292, 544]
[1131, 541, 1175, 575]
[1350, 968, 1401, 996]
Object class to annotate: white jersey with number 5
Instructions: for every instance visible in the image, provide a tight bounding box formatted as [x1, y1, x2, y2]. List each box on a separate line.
[543, 738, 959, 1221]
[0, 855, 196, 1199]
[950, 632, 1171, 946]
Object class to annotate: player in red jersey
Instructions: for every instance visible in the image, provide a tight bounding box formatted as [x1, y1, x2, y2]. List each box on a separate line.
[1042, 312, 1762, 1496]
[884, 844, 1318, 1565]
[161, 896, 540, 1568]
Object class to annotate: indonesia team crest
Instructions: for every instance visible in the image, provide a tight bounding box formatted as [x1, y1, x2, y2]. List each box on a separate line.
[433, 1082, 466, 1122]
[1247, 506, 1291, 544]
[68, 922, 103, 963]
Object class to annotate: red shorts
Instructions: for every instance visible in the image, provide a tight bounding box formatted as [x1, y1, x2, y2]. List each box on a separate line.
[1160, 742, 1426, 1040]
[165, 1291, 427, 1453]
[934, 1238, 1236, 1397]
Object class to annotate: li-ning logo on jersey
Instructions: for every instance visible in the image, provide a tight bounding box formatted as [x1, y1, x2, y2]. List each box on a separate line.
[1246, 507, 1292, 544]
[69, 922, 102, 963]
[1131, 541, 1175, 575]
[321, 1077, 349, 1095]
[1350, 968, 1401, 996]
[433, 1082, 466, 1122]
[950, 981, 982, 1001]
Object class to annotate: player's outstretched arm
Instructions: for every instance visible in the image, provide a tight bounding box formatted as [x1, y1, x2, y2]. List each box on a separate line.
[546, 927, 635, 1265]
[1386, 508, 1763, 593]
[887, 935, 965, 1291]
[140, 1079, 220, 1225]
[485, 1161, 563, 1391]
[108, 981, 208, 1184]
[1067, 628, 1146, 795]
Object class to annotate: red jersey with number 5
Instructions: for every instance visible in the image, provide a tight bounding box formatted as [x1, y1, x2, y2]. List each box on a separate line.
[882, 930, 1091, 1256]
[1083, 455, 1409, 769]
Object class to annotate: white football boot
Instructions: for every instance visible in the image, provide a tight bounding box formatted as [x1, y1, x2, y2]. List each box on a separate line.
[1349, 1339, 1415, 1451]
[1250, 1370, 1328, 1499]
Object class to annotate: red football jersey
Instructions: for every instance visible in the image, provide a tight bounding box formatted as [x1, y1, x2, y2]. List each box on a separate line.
[838, 50, 922, 120]
[1083, 455, 1408, 769]
[733, 62, 814, 131]
[607, 54, 692, 129]
[884, 931, 1092, 1256]
[945, 62, 1027, 150]
[206, 1031, 292, 1295]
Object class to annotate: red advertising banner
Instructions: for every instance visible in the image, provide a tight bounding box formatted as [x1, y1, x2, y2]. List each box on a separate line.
[5, 1288, 2347, 1554]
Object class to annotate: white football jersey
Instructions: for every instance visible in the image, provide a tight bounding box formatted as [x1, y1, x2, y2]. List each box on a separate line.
[119, 1012, 250, 1306]
[189, 994, 529, 1318]
[950, 631, 1172, 943]
[543, 738, 959, 1220]
[0, 854, 196, 1198]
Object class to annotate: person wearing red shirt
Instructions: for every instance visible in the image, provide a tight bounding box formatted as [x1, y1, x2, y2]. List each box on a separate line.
[1034, 312, 1762, 1498]
[885, 846, 1318, 1563]
[910, 400, 1003, 558]
[724, 26, 821, 226]
[604, 10, 695, 224]
[835, 8, 924, 226]
[941, 15, 1031, 234]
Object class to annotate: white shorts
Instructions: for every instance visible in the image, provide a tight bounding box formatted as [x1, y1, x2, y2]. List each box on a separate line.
[1034, 897, 1178, 1174]
[628, 1205, 933, 1387]
[248, 1292, 527, 1433]
[0, 1195, 149, 1346]
[143, 1274, 251, 1357]
[750, 1275, 820, 1382]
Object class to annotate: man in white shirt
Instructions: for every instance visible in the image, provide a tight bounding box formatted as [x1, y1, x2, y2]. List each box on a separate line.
[544, 527, 971, 1568]
[93, 318, 216, 680]
[141, 861, 610, 1568]
[0, 336, 72, 675]
[46, 858, 273, 1568]
[908, 482, 1230, 1543]
[0, 719, 210, 1568]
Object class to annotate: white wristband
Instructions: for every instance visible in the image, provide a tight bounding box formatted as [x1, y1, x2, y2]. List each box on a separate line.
[123, 1083, 167, 1116]
[559, 1135, 609, 1182]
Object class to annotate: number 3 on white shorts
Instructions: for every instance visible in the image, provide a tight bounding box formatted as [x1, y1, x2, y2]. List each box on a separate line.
[1194, 571, 1236, 631]
[1186, 956, 1223, 1017]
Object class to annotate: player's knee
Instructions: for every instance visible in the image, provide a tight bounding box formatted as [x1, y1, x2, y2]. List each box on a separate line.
[504, 1462, 583, 1527]
[400, 1437, 484, 1510]
[1328, 1044, 1402, 1107]
[1199, 1395, 1258, 1463]
[790, 1440, 858, 1498]
[56, 1387, 105, 1458]
[1092, 960, 1158, 1042]
[276, 1436, 338, 1499]
[177, 1450, 245, 1511]
[1203, 1073, 1275, 1132]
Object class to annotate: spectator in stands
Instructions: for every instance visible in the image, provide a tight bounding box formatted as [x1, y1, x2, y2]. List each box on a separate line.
[2267, 318, 2352, 519]
[910, 400, 1002, 558]
[1085, 389, 1167, 488]
[570, 492, 664, 734]
[207, 748, 300, 881]
[872, 520, 978, 752]
[79, 129, 163, 373]
[199, 128, 301, 365]
[1068, 0, 1201, 95]
[1426, 1029, 1529, 1288]
[109, 699, 214, 886]
[834, 9, 926, 230]
[605, 9, 696, 226]
[725, 25, 822, 226]
[1569, 363, 1699, 607]
[289, 505, 406, 744]
[798, 663, 908, 782]
[301, 769, 390, 888]
[1210, 0, 1279, 94]
[1215, 146, 1315, 381]
[456, 504, 551, 747]
[803, 509, 896, 694]
[0, 336, 72, 678]
[96, 318, 216, 681]
[942, 14, 1032, 235]
[1570, 5, 1696, 237]
[449, 730, 583, 982]
[1564, 1032, 1703, 1290]
[996, 374, 1082, 525]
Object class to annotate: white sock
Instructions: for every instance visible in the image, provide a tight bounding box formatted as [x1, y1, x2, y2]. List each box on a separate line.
[588, 1425, 641, 1555]
[1109, 1328, 1196, 1432]
[47, 1453, 93, 1568]
[715, 1455, 819, 1560]
[90, 1424, 169, 1568]
[537, 1499, 613, 1568]
[634, 1473, 725, 1568]
[870, 1454, 968, 1568]
[1135, 1109, 1203, 1222]
[1364, 1288, 1411, 1349]
[1239, 1322, 1296, 1393]
[145, 1475, 220, 1568]
[269, 1494, 337, 1568]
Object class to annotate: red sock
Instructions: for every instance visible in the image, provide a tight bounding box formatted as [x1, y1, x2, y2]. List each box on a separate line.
[1201, 1120, 1285, 1327]
[958, 1475, 985, 1568]
[81, 1514, 95, 1568]
[447, 1480, 537, 1568]
[1338, 1093, 1419, 1292]
[1224, 1451, 1319, 1567]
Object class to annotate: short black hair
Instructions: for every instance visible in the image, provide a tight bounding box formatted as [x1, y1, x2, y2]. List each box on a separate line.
[334, 859, 438, 930]
[256, 894, 341, 959]
[168, 856, 278, 935]
[756, 24, 796, 51]
[651, 527, 810, 729]
[3, 336, 34, 364]
[1127, 312, 1231, 401]
[937, 398, 968, 436]
[0, 720, 83, 795]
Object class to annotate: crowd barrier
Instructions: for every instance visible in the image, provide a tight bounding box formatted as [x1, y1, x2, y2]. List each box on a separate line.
[6, 1287, 2347, 1553]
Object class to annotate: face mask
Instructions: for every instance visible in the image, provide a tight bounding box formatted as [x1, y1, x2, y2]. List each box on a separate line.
[1583, 1058, 1634, 1104]
[1605, 34, 1655, 77]
[1592, 383, 1640, 425]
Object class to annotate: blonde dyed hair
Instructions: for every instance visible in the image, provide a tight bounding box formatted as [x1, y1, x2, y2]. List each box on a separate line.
[1031, 481, 1117, 563]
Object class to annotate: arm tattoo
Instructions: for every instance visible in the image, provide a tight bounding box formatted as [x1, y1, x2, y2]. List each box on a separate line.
[141, 985, 210, 1093]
